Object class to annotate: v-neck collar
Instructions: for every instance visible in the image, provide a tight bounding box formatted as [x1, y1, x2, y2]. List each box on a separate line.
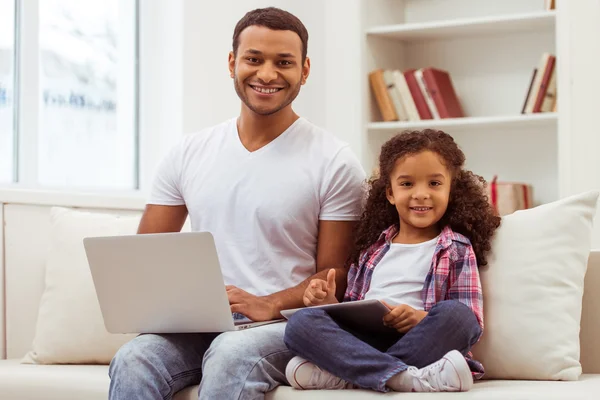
[232, 117, 304, 156]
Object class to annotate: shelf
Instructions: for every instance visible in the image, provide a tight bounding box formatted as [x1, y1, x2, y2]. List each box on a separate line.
[366, 113, 558, 133]
[365, 11, 555, 41]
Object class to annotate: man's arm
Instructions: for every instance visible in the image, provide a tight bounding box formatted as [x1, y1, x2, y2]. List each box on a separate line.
[137, 204, 188, 234]
[228, 219, 356, 321]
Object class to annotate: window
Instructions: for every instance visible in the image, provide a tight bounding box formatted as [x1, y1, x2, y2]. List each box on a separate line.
[3, 0, 139, 190]
[0, 0, 15, 183]
[37, 0, 139, 189]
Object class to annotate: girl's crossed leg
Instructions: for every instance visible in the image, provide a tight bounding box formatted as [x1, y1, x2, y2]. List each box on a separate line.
[283, 300, 482, 393]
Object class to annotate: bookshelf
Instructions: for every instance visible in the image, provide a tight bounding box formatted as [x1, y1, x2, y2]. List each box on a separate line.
[362, 0, 559, 206]
[365, 11, 555, 40]
[367, 113, 558, 133]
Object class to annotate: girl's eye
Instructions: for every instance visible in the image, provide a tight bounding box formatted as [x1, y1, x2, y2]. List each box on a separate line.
[400, 182, 412, 187]
[430, 181, 441, 187]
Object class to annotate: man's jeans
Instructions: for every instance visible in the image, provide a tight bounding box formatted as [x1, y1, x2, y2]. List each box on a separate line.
[283, 300, 482, 392]
[108, 321, 292, 400]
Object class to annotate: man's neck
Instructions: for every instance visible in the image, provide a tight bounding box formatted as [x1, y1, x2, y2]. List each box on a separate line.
[237, 106, 299, 152]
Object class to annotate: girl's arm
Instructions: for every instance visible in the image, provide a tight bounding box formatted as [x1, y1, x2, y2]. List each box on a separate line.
[447, 244, 484, 331]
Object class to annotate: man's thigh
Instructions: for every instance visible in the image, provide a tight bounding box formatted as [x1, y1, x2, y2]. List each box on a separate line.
[206, 321, 290, 366]
[110, 332, 220, 395]
[200, 322, 293, 397]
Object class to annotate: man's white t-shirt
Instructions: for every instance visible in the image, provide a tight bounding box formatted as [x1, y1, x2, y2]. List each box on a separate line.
[148, 117, 366, 296]
[364, 235, 439, 310]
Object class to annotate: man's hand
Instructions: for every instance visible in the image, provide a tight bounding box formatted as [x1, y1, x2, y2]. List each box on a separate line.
[381, 302, 428, 333]
[227, 286, 278, 322]
[303, 269, 339, 307]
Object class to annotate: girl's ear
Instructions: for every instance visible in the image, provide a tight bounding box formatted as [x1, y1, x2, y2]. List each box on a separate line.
[386, 186, 395, 205]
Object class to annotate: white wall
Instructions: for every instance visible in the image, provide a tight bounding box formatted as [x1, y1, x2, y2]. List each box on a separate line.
[139, 0, 184, 192]
[557, 0, 600, 247]
[323, 0, 365, 163]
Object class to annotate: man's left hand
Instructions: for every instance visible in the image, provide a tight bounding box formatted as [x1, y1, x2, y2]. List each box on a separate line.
[227, 285, 279, 322]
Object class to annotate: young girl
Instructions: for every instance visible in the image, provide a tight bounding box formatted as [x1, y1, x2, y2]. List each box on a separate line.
[283, 129, 501, 393]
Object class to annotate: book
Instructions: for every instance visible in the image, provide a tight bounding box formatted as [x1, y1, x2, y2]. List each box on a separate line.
[383, 69, 408, 121]
[403, 69, 433, 120]
[392, 69, 420, 121]
[524, 53, 552, 114]
[421, 67, 465, 119]
[415, 69, 441, 119]
[522, 69, 537, 114]
[540, 66, 557, 113]
[369, 69, 398, 122]
[532, 55, 556, 113]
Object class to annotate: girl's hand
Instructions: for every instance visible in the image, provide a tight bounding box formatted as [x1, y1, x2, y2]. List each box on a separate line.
[303, 269, 339, 306]
[381, 302, 427, 333]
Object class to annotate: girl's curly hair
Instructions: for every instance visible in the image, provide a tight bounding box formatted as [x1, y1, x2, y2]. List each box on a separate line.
[349, 129, 501, 268]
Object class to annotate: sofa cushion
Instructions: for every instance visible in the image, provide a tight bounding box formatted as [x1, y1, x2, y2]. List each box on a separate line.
[472, 191, 599, 380]
[1, 360, 598, 400]
[22, 207, 140, 365]
[0, 359, 109, 400]
[266, 376, 600, 399]
[0, 360, 193, 400]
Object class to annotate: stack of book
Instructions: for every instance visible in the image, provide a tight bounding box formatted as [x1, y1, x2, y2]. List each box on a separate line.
[369, 68, 465, 122]
[521, 53, 557, 114]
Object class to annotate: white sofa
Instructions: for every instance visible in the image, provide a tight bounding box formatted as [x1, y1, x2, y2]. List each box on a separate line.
[1, 202, 600, 400]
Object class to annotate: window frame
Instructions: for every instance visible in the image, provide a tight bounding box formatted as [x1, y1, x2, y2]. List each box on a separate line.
[11, 0, 142, 192]
[1, 0, 184, 207]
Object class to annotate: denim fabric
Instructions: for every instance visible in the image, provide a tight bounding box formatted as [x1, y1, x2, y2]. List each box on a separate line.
[109, 322, 292, 400]
[284, 300, 482, 392]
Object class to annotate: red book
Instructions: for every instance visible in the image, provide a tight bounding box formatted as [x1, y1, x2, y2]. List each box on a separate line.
[421, 68, 465, 118]
[403, 69, 433, 120]
[532, 55, 556, 113]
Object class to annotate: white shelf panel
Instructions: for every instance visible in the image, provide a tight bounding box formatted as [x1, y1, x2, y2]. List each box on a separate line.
[367, 113, 558, 132]
[366, 11, 555, 41]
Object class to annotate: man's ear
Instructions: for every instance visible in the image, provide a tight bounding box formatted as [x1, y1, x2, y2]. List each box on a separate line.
[301, 56, 311, 85]
[228, 51, 235, 78]
[386, 186, 395, 205]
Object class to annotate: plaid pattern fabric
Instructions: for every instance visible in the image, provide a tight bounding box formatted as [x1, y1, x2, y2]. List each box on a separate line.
[343, 224, 485, 378]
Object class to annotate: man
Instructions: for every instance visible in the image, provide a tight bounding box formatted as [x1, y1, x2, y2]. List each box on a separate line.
[109, 7, 366, 400]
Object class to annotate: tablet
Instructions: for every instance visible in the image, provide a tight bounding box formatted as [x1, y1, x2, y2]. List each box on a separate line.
[281, 299, 397, 334]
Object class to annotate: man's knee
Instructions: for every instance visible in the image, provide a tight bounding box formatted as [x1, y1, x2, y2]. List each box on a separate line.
[205, 327, 282, 369]
[204, 331, 247, 366]
[199, 325, 291, 398]
[110, 334, 165, 379]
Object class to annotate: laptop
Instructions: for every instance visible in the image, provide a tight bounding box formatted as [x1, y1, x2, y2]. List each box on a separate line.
[83, 231, 283, 334]
[281, 299, 397, 334]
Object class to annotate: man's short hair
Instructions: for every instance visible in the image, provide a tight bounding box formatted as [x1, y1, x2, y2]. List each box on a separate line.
[232, 7, 309, 63]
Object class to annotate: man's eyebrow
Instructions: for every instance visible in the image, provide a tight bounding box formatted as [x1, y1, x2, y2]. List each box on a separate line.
[244, 49, 296, 58]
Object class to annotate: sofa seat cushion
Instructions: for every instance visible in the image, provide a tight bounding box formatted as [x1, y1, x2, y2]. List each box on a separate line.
[0, 360, 195, 400]
[0, 359, 109, 400]
[266, 376, 600, 400]
[1, 360, 599, 400]
[177, 377, 600, 400]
